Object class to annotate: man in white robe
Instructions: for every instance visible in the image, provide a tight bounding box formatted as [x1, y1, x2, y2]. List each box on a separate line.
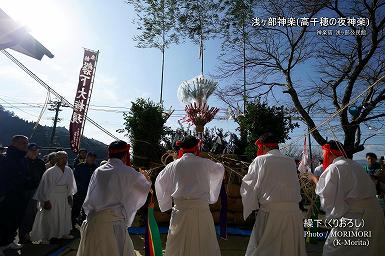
[309, 140, 385, 256]
[76, 140, 151, 256]
[241, 133, 307, 256]
[155, 135, 225, 256]
[31, 151, 77, 243]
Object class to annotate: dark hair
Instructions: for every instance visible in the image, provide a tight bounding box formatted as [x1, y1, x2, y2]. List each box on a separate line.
[258, 132, 279, 149]
[366, 152, 377, 159]
[319, 159, 323, 164]
[180, 135, 199, 148]
[108, 140, 128, 159]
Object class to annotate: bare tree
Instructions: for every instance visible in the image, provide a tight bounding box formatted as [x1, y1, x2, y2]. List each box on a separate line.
[217, 0, 385, 157]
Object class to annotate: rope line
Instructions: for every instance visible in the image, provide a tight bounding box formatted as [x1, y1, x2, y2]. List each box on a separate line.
[30, 91, 50, 139]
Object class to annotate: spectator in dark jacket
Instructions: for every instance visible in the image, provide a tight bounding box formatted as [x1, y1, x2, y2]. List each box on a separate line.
[72, 152, 96, 227]
[0, 135, 29, 254]
[18, 143, 46, 243]
[73, 149, 87, 169]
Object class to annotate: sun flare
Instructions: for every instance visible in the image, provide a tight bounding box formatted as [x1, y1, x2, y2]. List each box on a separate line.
[1, 0, 70, 45]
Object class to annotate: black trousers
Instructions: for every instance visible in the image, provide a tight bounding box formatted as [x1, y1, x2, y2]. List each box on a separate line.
[0, 192, 27, 246]
[71, 193, 86, 227]
[18, 190, 38, 241]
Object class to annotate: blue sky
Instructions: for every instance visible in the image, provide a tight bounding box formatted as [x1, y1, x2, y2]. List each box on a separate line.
[0, 0, 384, 160]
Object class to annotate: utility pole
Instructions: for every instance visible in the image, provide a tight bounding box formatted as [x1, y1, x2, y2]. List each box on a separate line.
[49, 101, 62, 147]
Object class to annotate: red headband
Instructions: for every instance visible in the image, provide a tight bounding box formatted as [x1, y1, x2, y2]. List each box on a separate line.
[322, 144, 344, 170]
[255, 140, 279, 156]
[108, 144, 131, 166]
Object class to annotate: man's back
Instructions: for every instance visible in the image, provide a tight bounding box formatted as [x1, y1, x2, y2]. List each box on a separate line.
[325, 158, 376, 200]
[83, 160, 130, 213]
[155, 153, 224, 212]
[83, 158, 151, 226]
[171, 154, 223, 200]
[252, 150, 301, 205]
[316, 158, 377, 219]
[241, 149, 307, 256]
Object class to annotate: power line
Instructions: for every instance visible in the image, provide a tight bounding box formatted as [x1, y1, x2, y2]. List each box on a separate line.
[0, 97, 40, 118]
[1, 49, 120, 141]
[1, 48, 384, 152]
[2, 103, 385, 121]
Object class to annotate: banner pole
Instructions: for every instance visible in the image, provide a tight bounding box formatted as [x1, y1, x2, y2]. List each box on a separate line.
[70, 48, 100, 152]
[79, 49, 99, 150]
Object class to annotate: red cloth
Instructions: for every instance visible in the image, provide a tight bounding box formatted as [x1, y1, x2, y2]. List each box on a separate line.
[177, 146, 199, 158]
[176, 140, 201, 159]
[108, 144, 131, 166]
[255, 139, 279, 156]
[322, 144, 344, 170]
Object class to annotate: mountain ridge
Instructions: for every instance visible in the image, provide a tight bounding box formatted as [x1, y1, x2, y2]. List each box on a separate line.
[0, 105, 108, 164]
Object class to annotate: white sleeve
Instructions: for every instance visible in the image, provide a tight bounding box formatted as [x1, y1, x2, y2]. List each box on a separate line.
[67, 167, 77, 196]
[316, 165, 348, 219]
[207, 161, 225, 204]
[33, 169, 52, 202]
[82, 170, 98, 215]
[240, 158, 265, 220]
[155, 164, 174, 212]
[123, 171, 151, 226]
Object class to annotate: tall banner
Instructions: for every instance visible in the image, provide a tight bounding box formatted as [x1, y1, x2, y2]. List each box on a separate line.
[69, 49, 99, 153]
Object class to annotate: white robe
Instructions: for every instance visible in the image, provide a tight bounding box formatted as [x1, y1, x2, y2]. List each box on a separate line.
[241, 149, 306, 256]
[155, 153, 225, 256]
[77, 158, 151, 256]
[316, 157, 385, 256]
[31, 165, 77, 241]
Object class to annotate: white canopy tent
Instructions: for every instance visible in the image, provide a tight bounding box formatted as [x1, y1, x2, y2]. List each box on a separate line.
[0, 8, 53, 60]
